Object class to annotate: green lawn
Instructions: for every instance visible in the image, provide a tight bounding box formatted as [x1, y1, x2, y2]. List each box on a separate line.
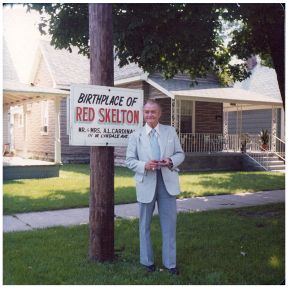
[3, 203, 285, 285]
[3, 164, 285, 214]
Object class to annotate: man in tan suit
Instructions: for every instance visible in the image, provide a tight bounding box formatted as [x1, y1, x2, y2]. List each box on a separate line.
[126, 99, 185, 275]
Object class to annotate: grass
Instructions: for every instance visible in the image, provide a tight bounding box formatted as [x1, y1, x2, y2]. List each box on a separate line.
[3, 164, 285, 214]
[179, 170, 285, 198]
[3, 203, 285, 285]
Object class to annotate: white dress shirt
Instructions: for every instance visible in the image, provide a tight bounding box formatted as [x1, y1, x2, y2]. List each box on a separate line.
[145, 123, 160, 138]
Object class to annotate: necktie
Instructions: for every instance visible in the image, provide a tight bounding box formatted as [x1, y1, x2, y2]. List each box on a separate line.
[150, 129, 161, 160]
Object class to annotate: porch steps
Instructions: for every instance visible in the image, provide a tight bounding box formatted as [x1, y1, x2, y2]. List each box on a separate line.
[262, 156, 285, 172]
[247, 153, 285, 172]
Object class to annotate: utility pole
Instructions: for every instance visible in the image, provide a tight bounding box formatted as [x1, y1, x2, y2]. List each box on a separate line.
[88, 3, 114, 261]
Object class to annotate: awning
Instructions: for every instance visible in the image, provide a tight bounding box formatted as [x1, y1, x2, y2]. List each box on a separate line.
[171, 87, 283, 106]
[3, 81, 69, 106]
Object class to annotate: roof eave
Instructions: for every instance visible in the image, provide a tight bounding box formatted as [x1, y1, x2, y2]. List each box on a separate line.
[173, 94, 282, 106]
[3, 88, 69, 106]
[54, 74, 149, 90]
[146, 78, 175, 99]
[172, 87, 283, 107]
[114, 73, 148, 85]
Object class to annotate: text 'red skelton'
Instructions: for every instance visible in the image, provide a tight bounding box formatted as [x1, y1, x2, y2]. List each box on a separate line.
[75, 93, 140, 124]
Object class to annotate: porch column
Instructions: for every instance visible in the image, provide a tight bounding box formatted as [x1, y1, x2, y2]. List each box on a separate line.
[223, 110, 229, 149]
[171, 98, 176, 128]
[171, 97, 181, 135]
[23, 103, 28, 158]
[271, 106, 277, 152]
[54, 97, 62, 164]
[236, 105, 243, 136]
[280, 108, 285, 140]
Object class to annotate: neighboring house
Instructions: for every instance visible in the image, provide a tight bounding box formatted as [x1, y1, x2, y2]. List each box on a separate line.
[3, 40, 283, 171]
[230, 57, 284, 140]
[3, 40, 19, 149]
[3, 39, 68, 163]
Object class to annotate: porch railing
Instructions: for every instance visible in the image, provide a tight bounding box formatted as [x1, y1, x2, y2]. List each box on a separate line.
[180, 133, 285, 158]
[245, 143, 270, 171]
[274, 136, 285, 161]
[180, 133, 238, 153]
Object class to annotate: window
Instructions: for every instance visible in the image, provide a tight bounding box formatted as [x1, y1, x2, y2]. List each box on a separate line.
[14, 112, 23, 128]
[41, 100, 49, 135]
[180, 100, 194, 133]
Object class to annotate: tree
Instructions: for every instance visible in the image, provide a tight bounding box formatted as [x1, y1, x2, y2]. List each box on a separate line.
[23, 4, 248, 84]
[112, 4, 248, 83]
[225, 3, 285, 108]
[24, 3, 284, 108]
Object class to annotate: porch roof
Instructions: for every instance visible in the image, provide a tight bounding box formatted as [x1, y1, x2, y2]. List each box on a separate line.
[171, 87, 283, 106]
[3, 81, 69, 106]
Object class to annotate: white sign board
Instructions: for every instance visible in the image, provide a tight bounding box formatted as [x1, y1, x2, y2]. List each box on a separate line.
[69, 84, 143, 146]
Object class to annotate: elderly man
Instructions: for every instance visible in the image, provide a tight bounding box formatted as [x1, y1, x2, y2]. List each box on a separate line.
[126, 99, 185, 275]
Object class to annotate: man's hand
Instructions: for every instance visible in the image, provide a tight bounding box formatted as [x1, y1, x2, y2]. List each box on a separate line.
[158, 158, 173, 168]
[145, 160, 159, 171]
[145, 158, 173, 171]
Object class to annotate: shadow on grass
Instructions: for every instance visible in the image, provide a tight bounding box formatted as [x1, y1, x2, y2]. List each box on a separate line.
[3, 189, 90, 214]
[4, 169, 284, 214]
[60, 164, 134, 178]
[180, 171, 285, 197]
[3, 180, 26, 185]
[4, 185, 136, 215]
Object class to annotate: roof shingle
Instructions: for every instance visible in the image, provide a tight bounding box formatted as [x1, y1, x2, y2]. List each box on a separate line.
[39, 40, 145, 87]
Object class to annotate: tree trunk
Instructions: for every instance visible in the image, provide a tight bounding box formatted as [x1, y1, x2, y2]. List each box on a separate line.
[88, 3, 114, 262]
[262, 4, 285, 109]
[268, 20, 285, 109]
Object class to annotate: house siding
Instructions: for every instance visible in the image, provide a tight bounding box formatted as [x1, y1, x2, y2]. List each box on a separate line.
[60, 98, 90, 163]
[117, 81, 149, 102]
[195, 101, 223, 133]
[13, 100, 55, 161]
[157, 98, 171, 125]
[228, 108, 281, 137]
[3, 106, 9, 145]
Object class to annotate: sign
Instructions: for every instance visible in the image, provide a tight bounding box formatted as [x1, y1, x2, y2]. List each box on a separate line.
[69, 84, 143, 146]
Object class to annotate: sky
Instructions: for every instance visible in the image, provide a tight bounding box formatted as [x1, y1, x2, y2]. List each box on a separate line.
[3, 5, 50, 83]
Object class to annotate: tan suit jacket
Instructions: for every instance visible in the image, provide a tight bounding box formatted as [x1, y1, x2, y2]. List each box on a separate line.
[126, 124, 185, 203]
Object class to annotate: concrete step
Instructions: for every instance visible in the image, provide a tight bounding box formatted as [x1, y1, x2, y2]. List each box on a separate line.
[269, 165, 285, 170]
[262, 156, 282, 161]
[263, 160, 285, 165]
[246, 153, 285, 172]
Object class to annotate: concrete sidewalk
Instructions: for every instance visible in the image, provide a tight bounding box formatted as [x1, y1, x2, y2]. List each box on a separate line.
[3, 190, 285, 233]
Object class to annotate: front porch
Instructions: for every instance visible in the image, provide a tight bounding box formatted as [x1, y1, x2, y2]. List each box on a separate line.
[178, 132, 285, 172]
[168, 87, 284, 172]
[3, 157, 61, 180]
[179, 132, 285, 155]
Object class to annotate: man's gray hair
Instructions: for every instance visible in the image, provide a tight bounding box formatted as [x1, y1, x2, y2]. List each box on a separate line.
[144, 99, 162, 111]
